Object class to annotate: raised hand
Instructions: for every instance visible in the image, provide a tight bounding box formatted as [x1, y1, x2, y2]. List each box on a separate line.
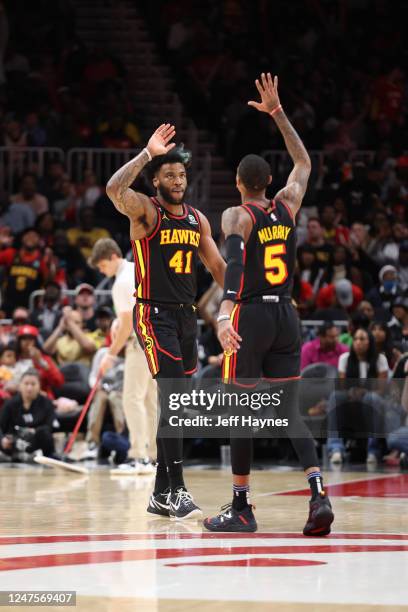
[146, 124, 176, 157]
[248, 72, 280, 114]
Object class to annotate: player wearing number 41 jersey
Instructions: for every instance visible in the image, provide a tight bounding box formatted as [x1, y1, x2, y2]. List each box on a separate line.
[106, 124, 225, 520]
[204, 72, 334, 535]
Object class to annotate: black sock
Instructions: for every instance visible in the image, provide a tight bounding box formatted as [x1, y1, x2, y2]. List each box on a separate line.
[307, 471, 324, 499]
[232, 484, 250, 511]
[168, 460, 185, 492]
[153, 461, 169, 495]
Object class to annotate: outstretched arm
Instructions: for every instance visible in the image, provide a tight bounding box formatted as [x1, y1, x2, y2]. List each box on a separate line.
[248, 73, 311, 217]
[216, 207, 253, 353]
[106, 124, 176, 218]
[197, 211, 226, 288]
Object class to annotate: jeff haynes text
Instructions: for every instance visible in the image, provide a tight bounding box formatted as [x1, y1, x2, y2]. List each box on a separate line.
[168, 415, 289, 428]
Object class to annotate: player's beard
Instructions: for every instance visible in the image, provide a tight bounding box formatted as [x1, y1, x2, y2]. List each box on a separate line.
[158, 184, 185, 206]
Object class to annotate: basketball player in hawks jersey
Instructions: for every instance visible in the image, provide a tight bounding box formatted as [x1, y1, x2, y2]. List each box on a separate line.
[204, 73, 334, 534]
[106, 125, 226, 520]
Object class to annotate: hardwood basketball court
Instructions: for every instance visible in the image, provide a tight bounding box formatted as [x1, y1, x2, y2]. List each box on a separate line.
[1, 464, 407, 611]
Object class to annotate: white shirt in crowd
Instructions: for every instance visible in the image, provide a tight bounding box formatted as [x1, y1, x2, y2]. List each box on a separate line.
[338, 352, 389, 378]
[112, 260, 135, 314]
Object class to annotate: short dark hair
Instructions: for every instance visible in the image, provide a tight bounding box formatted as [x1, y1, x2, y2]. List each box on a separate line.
[89, 238, 122, 267]
[237, 154, 271, 191]
[318, 321, 337, 336]
[147, 146, 192, 181]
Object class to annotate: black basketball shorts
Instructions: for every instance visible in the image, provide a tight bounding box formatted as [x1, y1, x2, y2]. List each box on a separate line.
[222, 302, 301, 386]
[134, 303, 198, 377]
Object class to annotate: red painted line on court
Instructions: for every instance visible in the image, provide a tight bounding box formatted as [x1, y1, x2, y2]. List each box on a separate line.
[1, 544, 408, 572]
[0, 532, 408, 545]
[166, 558, 327, 568]
[276, 474, 408, 498]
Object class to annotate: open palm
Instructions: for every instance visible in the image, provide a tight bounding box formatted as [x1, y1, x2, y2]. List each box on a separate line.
[147, 124, 176, 157]
[248, 72, 280, 114]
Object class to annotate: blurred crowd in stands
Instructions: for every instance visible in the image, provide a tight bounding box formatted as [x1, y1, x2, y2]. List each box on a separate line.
[0, 0, 407, 468]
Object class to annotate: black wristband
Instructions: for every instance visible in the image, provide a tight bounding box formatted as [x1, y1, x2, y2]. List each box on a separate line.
[222, 234, 245, 302]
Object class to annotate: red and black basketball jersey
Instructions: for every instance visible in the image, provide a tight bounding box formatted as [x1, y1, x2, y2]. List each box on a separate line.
[238, 199, 296, 300]
[131, 197, 201, 304]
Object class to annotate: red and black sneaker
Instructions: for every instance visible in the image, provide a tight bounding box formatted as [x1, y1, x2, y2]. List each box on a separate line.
[303, 491, 334, 536]
[203, 503, 257, 533]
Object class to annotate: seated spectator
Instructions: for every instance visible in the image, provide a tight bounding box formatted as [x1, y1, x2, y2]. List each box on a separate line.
[320, 245, 364, 288]
[30, 280, 63, 340]
[371, 321, 397, 370]
[11, 173, 49, 218]
[385, 361, 408, 468]
[367, 265, 404, 311]
[301, 321, 348, 370]
[0, 369, 57, 462]
[0, 196, 35, 235]
[292, 267, 314, 318]
[314, 279, 363, 320]
[87, 305, 114, 350]
[0, 344, 16, 403]
[8, 325, 64, 398]
[0, 306, 30, 346]
[35, 212, 56, 248]
[43, 307, 97, 366]
[67, 207, 110, 260]
[52, 230, 90, 288]
[98, 114, 142, 149]
[297, 245, 324, 295]
[77, 169, 102, 208]
[303, 217, 333, 268]
[397, 240, 408, 291]
[74, 283, 97, 331]
[357, 300, 376, 323]
[337, 162, 380, 223]
[339, 312, 371, 347]
[320, 203, 349, 245]
[327, 327, 389, 465]
[367, 212, 399, 266]
[0, 228, 57, 315]
[388, 297, 408, 352]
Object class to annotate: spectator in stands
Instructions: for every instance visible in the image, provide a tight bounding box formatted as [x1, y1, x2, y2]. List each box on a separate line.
[35, 212, 56, 248]
[371, 321, 396, 369]
[11, 173, 49, 218]
[337, 162, 380, 223]
[52, 230, 89, 288]
[367, 265, 404, 311]
[0, 192, 35, 235]
[40, 160, 66, 205]
[8, 325, 64, 398]
[357, 300, 376, 323]
[67, 207, 110, 260]
[303, 217, 333, 268]
[43, 307, 97, 366]
[314, 279, 363, 320]
[98, 114, 142, 149]
[367, 213, 399, 266]
[0, 228, 57, 315]
[397, 240, 408, 291]
[0, 344, 16, 403]
[297, 245, 324, 295]
[320, 203, 349, 245]
[87, 305, 113, 350]
[301, 321, 348, 371]
[320, 244, 363, 288]
[387, 298, 408, 352]
[52, 177, 78, 224]
[77, 169, 102, 208]
[30, 280, 63, 340]
[74, 283, 97, 331]
[0, 369, 57, 462]
[327, 327, 389, 464]
[339, 312, 371, 347]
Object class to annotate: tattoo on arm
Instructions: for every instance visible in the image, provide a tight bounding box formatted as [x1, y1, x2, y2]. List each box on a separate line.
[273, 109, 311, 207]
[222, 207, 253, 242]
[106, 149, 150, 215]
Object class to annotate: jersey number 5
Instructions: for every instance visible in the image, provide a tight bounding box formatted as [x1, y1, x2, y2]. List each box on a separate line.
[264, 243, 288, 285]
[169, 250, 193, 274]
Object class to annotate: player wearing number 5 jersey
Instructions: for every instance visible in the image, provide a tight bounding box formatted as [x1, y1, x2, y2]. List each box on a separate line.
[106, 124, 226, 520]
[204, 73, 334, 535]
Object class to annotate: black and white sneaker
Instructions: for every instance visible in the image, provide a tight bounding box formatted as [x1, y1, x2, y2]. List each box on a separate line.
[169, 488, 203, 520]
[147, 488, 171, 517]
[203, 503, 257, 532]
